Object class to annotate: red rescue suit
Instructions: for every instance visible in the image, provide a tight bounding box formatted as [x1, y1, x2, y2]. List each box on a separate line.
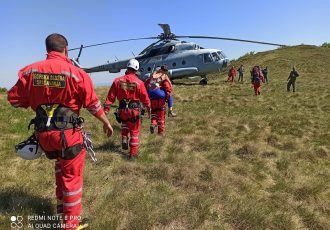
[104, 70, 150, 156]
[8, 51, 104, 230]
[251, 67, 265, 96]
[227, 67, 237, 82]
[144, 76, 172, 135]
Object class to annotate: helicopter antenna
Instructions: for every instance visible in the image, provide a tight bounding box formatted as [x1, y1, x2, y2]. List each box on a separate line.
[132, 52, 135, 57]
[114, 56, 119, 61]
[76, 44, 84, 63]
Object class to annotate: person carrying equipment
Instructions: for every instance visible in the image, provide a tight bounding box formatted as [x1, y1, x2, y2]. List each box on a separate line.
[145, 66, 172, 135]
[287, 66, 300, 92]
[251, 65, 265, 95]
[7, 33, 113, 230]
[159, 65, 176, 117]
[104, 59, 150, 160]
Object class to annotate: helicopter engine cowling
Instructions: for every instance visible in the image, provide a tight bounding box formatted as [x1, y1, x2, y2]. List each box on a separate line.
[168, 67, 198, 78]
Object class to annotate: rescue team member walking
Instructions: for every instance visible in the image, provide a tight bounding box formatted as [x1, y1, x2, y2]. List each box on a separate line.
[104, 59, 150, 159]
[145, 67, 172, 135]
[251, 65, 265, 96]
[7, 33, 113, 230]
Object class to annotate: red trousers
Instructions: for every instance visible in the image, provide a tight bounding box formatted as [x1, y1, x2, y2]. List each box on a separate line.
[253, 83, 261, 95]
[38, 129, 85, 230]
[151, 99, 166, 135]
[121, 121, 141, 156]
[227, 75, 235, 82]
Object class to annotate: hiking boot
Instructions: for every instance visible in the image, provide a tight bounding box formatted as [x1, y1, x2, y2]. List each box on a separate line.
[122, 137, 128, 150]
[168, 110, 177, 117]
[128, 154, 138, 161]
[150, 125, 156, 134]
[77, 218, 89, 230]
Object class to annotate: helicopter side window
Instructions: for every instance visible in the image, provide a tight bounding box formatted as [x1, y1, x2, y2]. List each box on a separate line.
[203, 53, 213, 63]
[182, 60, 186, 65]
[172, 62, 177, 67]
[147, 67, 151, 72]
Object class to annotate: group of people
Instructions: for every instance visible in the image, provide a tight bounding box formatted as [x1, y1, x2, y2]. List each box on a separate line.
[7, 33, 176, 230]
[103, 60, 175, 159]
[227, 65, 269, 84]
[7, 33, 302, 230]
[227, 64, 299, 95]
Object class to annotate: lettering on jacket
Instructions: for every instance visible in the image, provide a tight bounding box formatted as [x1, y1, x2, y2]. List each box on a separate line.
[119, 81, 136, 90]
[33, 72, 66, 88]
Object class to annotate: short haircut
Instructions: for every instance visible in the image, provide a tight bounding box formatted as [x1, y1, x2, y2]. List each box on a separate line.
[45, 33, 68, 53]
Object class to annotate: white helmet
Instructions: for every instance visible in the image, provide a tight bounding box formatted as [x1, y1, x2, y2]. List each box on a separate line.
[15, 135, 44, 160]
[127, 59, 139, 71]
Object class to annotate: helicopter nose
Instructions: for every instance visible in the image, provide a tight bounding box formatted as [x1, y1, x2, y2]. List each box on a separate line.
[222, 59, 229, 68]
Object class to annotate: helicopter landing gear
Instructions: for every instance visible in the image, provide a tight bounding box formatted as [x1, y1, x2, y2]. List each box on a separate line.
[199, 76, 208, 85]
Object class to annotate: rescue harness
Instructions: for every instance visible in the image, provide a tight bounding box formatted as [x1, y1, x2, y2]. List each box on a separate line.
[29, 104, 85, 160]
[114, 99, 143, 123]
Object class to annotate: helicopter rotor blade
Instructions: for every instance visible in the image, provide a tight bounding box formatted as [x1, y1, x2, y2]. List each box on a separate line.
[158, 24, 172, 36]
[68, 37, 158, 51]
[176, 35, 286, 47]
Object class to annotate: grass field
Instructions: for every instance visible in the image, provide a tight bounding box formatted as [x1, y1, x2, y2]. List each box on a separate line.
[0, 45, 329, 229]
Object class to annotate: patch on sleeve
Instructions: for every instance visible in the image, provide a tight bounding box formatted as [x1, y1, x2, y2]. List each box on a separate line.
[119, 81, 136, 90]
[32, 72, 66, 88]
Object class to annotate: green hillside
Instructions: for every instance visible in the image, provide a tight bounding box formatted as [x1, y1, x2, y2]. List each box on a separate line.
[1, 45, 329, 229]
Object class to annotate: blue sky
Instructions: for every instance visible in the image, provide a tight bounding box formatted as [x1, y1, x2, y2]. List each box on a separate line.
[1, 0, 329, 88]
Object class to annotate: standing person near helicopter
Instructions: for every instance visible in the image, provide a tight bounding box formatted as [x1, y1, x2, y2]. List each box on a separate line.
[145, 66, 173, 135]
[227, 65, 237, 82]
[104, 59, 150, 159]
[7, 33, 113, 230]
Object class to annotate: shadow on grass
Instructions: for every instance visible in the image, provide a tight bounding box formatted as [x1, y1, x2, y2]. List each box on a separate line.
[172, 81, 201, 86]
[94, 140, 128, 159]
[0, 187, 59, 227]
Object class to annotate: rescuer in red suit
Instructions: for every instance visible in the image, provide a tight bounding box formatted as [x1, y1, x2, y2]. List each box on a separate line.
[144, 67, 172, 135]
[227, 66, 237, 82]
[251, 65, 265, 95]
[104, 59, 150, 159]
[8, 33, 113, 230]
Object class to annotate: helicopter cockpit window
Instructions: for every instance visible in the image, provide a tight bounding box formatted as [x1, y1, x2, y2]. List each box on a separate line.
[218, 51, 226, 58]
[168, 45, 175, 53]
[203, 53, 213, 63]
[212, 52, 221, 61]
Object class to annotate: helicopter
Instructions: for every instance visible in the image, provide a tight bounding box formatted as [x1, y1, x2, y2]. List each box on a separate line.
[69, 24, 285, 85]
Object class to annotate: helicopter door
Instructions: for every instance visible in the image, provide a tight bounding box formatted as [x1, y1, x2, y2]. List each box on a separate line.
[203, 53, 213, 63]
